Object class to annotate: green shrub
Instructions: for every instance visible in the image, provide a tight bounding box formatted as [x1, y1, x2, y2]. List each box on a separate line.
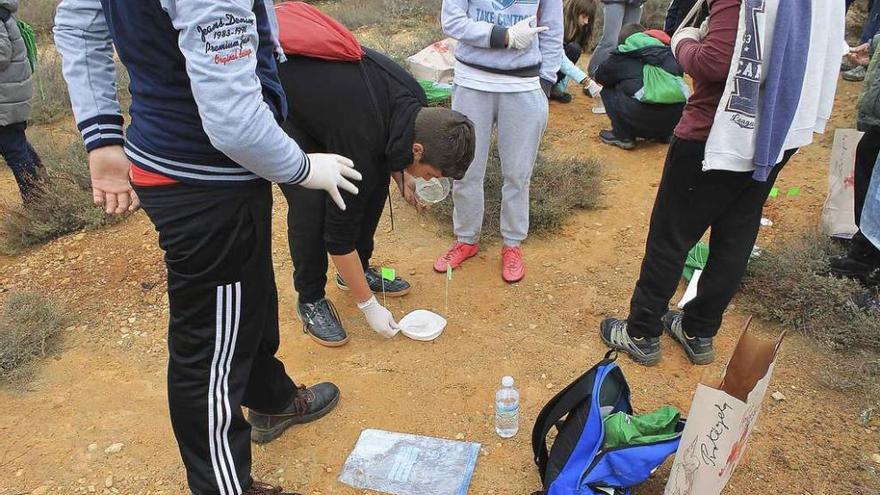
[0, 140, 123, 254]
[429, 151, 603, 239]
[0, 291, 67, 386]
[18, 0, 58, 35]
[740, 233, 880, 399]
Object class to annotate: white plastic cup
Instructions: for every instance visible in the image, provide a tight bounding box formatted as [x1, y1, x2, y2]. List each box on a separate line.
[414, 177, 452, 206]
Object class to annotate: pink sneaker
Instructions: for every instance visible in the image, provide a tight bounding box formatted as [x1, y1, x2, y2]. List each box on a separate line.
[501, 246, 525, 283]
[434, 242, 479, 272]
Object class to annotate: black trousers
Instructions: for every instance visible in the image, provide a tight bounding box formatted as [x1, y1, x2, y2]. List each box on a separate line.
[279, 181, 389, 304]
[627, 138, 794, 339]
[849, 129, 880, 263]
[601, 87, 684, 141]
[136, 182, 298, 495]
[0, 122, 42, 201]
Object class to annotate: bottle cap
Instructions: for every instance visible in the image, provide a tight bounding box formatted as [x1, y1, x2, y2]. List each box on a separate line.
[501, 376, 514, 387]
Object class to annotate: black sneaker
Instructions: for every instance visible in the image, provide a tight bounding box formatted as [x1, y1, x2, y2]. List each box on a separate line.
[599, 318, 661, 366]
[248, 383, 340, 444]
[599, 130, 636, 150]
[336, 268, 411, 297]
[297, 299, 349, 347]
[662, 310, 715, 365]
[244, 481, 302, 495]
[830, 254, 880, 285]
[549, 86, 573, 103]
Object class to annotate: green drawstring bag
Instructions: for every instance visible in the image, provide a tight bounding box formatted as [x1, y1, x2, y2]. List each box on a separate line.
[603, 405, 681, 450]
[683, 241, 709, 282]
[418, 80, 452, 106]
[618, 32, 689, 105]
[17, 19, 37, 73]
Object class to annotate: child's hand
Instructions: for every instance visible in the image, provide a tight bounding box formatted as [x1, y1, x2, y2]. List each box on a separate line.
[848, 43, 871, 67]
[398, 173, 426, 213]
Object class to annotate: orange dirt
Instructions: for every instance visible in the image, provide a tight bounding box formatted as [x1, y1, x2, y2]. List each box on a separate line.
[1, 79, 878, 495]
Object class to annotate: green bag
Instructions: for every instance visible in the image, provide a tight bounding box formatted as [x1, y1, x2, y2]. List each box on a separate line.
[617, 32, 688, 105]
[17, 19, 37, 73]
[682, 241, 709, 282]
[640, 65, 689, 104]
[418, 80, 452, 106]
[602, 405, 681, 450]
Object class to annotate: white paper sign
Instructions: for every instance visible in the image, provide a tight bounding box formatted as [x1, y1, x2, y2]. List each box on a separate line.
[821, 129, 864, 239]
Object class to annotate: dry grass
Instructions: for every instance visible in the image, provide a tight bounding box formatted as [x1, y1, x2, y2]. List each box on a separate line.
[0, 140, 122, 255]
[30, 50, 70, 124]
[429, 150, 603, 239]
[0, 291, 67, 386]
[18, 0, 58, 35]
[741, 232, 880, 398]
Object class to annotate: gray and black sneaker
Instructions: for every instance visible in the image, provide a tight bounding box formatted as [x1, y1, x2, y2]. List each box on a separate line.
[599, 130, 636, 150]
[842, 65, 867, 82]
[599, 318, 661, 366]
[297, 299, 349, 347]
[851, 288, 880, 311]
[336, 267, 411, 297]
[248, 382, 340, 444]
[662, 310, 715, 365]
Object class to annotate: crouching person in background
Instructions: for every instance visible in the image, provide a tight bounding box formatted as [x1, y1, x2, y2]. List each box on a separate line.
[594, 24, 687, 150]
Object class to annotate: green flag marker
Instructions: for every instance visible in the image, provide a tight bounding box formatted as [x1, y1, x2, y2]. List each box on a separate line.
[769, 187, 779, 199]
[446, 264, 453, 281]
[380, 267, 396, 281]
[787, 187, 801, 197]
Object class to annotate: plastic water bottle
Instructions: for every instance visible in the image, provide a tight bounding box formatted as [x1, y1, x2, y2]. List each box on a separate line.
[495, 376, 520, 438]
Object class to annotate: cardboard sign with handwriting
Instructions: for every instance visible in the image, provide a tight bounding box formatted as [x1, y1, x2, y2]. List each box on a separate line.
[664, 318, 784, 495]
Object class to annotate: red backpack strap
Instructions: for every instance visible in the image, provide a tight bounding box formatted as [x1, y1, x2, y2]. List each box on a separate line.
[274, 2, 365, 62]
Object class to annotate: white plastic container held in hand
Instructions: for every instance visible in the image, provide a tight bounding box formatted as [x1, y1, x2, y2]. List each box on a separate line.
[414, 177, 452, 205]
[495, 376, 520, 438]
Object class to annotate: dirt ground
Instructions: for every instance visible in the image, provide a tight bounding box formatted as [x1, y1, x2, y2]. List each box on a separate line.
[1, 75, 878, 494]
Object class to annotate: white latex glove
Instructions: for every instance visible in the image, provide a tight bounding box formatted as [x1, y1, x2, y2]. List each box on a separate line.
[671, 27, 703, 58]
[507, 16, 549, 50]
[357, 295, 401, 338]
[299, 153, 362, 211]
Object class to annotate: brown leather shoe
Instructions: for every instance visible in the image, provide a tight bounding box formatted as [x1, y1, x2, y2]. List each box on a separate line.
[244, 480, 301, 495]
[248, 383, 340, 444]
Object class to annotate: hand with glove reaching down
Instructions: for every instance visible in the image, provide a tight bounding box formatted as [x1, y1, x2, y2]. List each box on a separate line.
[358, 295, 401, 338]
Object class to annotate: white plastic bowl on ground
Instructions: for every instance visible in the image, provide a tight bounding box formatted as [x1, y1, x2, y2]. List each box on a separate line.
[398, 310, 447, 341]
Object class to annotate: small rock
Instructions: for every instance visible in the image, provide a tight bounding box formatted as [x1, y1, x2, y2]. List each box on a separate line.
[105, 443, 124, 454]
[546, 383, 554, 389]
[872, 453, 880, 465]
[529, 324, 538, 330]
[15, 469, 23, 477]
[541, 374, 547, 380]
[105, 475, 114, 488]
[88, 485, 96, 493]
[88, 443, 98, 452]
[74, 233, 86, 240]
[455, 432, 465, 440]
[771, 391, 787, 402]
[324, 467, 332, 474]
[32, 486, 49, 495]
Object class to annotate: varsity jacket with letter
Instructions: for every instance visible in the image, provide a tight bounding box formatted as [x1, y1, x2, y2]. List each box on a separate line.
[53, 0, 310, 186]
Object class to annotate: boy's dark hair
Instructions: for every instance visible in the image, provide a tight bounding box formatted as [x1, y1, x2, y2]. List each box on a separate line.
[618, 23, 646, 45]
[415, 107, 476, 180]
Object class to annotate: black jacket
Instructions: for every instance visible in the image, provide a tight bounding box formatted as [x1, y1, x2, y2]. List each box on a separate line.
[277, 47, 427, 254]
[593, 42, 683, 98]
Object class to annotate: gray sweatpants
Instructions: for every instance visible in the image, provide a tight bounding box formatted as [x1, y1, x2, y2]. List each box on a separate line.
[451, 86, 548, 246]
[587, 2, 644, 76]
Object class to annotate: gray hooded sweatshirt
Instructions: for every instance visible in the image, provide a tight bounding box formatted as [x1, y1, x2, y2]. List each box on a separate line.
[0, 0, 32, 126]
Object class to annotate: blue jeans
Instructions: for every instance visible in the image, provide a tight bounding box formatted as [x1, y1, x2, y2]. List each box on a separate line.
[0, 122, 42, 201]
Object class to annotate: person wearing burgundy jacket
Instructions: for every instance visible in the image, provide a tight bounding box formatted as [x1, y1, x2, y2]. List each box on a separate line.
[598, 0, 799, 367]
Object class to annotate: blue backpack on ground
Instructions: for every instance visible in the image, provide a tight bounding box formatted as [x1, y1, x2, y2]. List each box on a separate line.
[531, 351, 684, 495]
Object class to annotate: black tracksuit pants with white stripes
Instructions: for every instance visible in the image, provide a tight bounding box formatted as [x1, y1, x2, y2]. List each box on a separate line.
[136, 181, 299, 495]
